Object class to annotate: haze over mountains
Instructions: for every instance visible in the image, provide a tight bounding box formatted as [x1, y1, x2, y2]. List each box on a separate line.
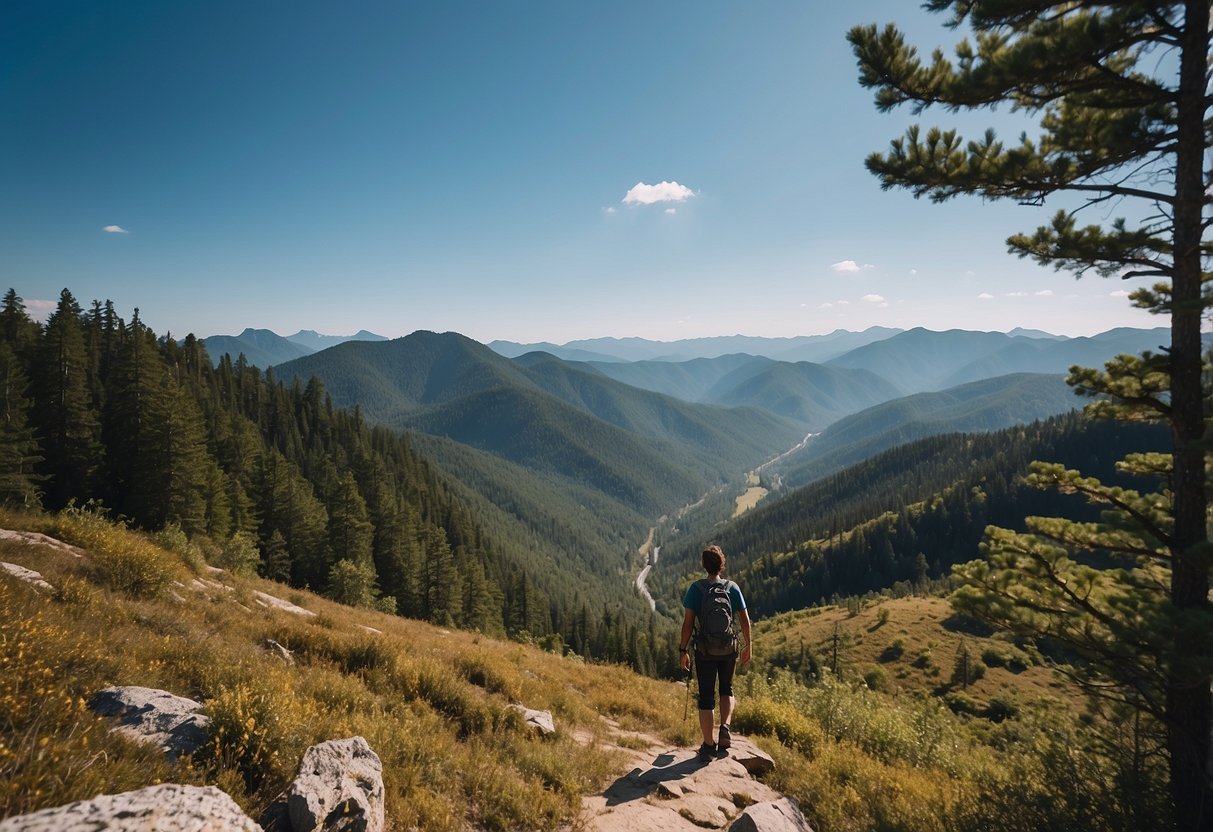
[201, 327, 387, 368]
[200, 324, 1179, 549]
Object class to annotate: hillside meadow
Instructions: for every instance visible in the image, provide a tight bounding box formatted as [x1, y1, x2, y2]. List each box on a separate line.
[0, 508, 1165, 831]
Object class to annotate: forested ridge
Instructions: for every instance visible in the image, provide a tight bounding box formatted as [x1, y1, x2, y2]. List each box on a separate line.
[1, 289, 672, 672]
[652, 414, 1170, 618]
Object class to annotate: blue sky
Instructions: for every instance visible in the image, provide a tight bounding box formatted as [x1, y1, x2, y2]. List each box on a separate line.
[1, 1, 1159, 343]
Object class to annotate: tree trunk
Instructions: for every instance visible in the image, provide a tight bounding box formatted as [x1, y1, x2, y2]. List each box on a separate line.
[1166, 3, 1211, 829]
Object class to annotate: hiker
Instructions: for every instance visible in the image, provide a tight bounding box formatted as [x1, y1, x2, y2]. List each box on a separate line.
[679, 544, 751, 761]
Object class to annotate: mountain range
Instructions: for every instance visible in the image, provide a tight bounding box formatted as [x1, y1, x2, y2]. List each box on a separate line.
[199, 323, 1182, 575]
[201, 327, 387, 367]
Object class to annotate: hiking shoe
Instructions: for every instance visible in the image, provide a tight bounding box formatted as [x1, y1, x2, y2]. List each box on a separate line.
[717, 724, 732, 751]
[697, 743, 716, 762]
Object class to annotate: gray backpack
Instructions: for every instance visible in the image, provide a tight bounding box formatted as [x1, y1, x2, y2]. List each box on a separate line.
[695, 578, 738, 657]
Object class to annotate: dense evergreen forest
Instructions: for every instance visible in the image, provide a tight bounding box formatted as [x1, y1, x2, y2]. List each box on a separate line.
[0, 289, 673, 674]
[651, 414, 1170, 618]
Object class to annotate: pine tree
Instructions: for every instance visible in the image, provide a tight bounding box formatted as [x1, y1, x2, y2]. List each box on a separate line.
[0, 343, 42, 506]
[33, 289, 102, 508]
[327, 470, 374, 565]
[850, 4, 1211, 827]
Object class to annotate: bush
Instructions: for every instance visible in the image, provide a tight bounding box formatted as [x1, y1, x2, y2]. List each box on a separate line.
[215, 532, 260, 576]
[733, 697, 823, 756]
[880, 639, 906, 662]
[863, 667, 888, 692]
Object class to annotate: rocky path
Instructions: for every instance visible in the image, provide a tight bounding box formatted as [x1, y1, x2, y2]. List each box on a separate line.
[573, 720, 808, 831]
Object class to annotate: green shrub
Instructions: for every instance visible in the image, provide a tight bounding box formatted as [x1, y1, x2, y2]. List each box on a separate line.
[215, 532, 260, 576]
[863, 667, 888, 692]
[733, 697, 823, 756]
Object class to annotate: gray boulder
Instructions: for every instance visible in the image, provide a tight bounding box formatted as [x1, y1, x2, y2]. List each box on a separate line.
[729, 797, 813, 832]
[0, 784, 261, 832]
[727, 736, 776, 776]
[0, 562, 54, 592]
[88, 686, 210, 760]
[263, 638, 295, 665]
[508, 704, 556, 737]
[287, 737, 384, 832]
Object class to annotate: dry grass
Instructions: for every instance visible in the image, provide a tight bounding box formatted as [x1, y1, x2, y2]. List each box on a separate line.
[753, 596, 1081, 712]
[0, 509, 1142, 832]
[0, 509, 681, 830]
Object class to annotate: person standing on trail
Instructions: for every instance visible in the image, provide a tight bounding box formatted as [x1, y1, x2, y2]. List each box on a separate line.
[679, 544, 751, 761]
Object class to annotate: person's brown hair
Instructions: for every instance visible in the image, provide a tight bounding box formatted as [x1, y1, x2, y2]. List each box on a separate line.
[702, 545, 725, 576]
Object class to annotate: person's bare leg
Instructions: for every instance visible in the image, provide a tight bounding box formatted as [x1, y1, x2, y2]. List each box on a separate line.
[699, 708, 714, 745]
[719, 695, 735, 730]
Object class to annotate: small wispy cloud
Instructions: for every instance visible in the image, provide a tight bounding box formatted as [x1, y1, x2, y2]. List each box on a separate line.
[831, 260, 875, 273]
[965, 270, 976, 277]
[603, 206, 617, 214]
[1006, 291, 1028, 297]
[861, 294, 885, 303]
[977, 293, 994, 300]
[622, 181, 695, 205]
[819, 302, 833, 309]
[26, 299, 56, 322]
[1110, 289, 1131, 298]
[664, 208, 676, 215]
[909, 268, 918, 276]
[1034, 289, 1054, 296]
[837, 300, 850, 306]
[103, 225, 129, 234]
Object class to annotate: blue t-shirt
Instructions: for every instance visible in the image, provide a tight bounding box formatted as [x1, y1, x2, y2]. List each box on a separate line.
[683, 578, 746, 613]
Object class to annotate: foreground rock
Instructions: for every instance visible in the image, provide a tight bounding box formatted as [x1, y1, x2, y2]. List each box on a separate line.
[578, 729, 791, 831]
[0, 562, 54, 592]
[0, 784, 260, 832]
[0, 529, 85, 558]
[509, 704, 556, 737]
[88, 686, 211, 760]
[287, 736, 384, 832]
[729, 797, 813, 832]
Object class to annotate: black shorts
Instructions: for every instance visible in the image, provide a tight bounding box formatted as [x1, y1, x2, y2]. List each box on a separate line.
[695, 653, 737, 711]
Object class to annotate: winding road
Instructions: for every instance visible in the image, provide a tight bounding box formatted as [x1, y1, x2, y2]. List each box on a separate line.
[633, 432, 816, 610]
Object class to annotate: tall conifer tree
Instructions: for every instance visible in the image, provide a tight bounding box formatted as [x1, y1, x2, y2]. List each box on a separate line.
[850, 3, 1211, 827]
[34, 289, 102, 508]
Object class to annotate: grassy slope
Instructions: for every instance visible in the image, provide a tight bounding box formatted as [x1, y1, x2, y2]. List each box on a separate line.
[0, 510, 1135, 832]
[777, 373, 1078, 489]
[753, 596, 1081, 713]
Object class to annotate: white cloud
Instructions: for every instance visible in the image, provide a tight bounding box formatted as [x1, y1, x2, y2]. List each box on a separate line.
[664, 208, 676, 215]
[965, 270, 976, 277]
[861, 294, 885, 303]
[977, 293, 994, 300]
[1006, 291, 1027, 297]
[603, 206, 617, 214]
[837, 300, 850, 306]
[103, 225, 129, 234]
[26, 299, 55, 322]
[1110, 289, 1131, 297]
[909, 269, 918, 276]
[819, 302, 833, 309]
[1034, 289, 1054, 296]
[622, 181, 695, 205]
[831, 260, 875, 273]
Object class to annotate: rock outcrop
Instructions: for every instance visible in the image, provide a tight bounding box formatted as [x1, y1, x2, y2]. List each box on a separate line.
[287, 736, 384, 832]
[0, 784, 260, 832]
[0, 562, 54, 592]
[88, 686, 211, 760]
[508, 704, 556, 737]
[729, 797, 813, 832]
[577, 725, 796, 831]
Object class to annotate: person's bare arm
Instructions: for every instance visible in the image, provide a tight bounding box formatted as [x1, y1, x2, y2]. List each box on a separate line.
[739, 608, 752, 665]
[679, 608, 695, 671]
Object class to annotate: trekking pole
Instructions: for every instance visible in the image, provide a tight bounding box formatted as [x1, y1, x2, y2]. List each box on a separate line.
[683, 665, 691, 722]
